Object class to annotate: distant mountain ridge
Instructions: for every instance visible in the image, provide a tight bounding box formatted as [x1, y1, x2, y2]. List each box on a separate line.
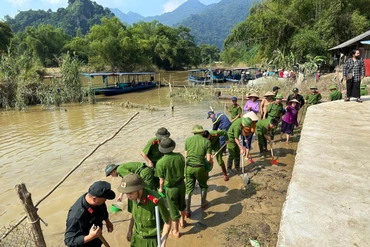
[112, 0, 257, 49]
[111, 0, 208, 26]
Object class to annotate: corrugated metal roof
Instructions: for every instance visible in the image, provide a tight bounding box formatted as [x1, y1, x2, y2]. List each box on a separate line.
[328, 30, 370, 50]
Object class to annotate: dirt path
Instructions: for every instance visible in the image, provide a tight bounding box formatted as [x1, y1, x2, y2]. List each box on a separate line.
[103, 131, 300, 247]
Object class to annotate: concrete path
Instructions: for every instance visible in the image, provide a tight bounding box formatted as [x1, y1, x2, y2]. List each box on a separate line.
[277, 96, 370, 247]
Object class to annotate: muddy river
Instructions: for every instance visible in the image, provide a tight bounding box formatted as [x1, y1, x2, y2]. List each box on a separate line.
[0, 75, 299, 246]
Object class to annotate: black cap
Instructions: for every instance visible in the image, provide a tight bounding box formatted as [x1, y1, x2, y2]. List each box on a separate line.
[88, 181, 115, 200]
[293, 88, 299, 92]
[273, 86, 280, 91]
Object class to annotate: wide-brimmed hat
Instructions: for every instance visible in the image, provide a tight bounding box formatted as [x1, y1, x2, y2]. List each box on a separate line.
[275, 93, 283, 99]
[289, 99, 300, 104]
[117, 173, 146, 194]
[361, 84, 366, 89]
[247, 93, 259, 99]
[242, 117, 252, 128]
[329, 85, 337, 90]
[89, 181, 116, 200]
[243, 112, 258, 121]
[156, 127, 170, 139]
[191, 124, 205, 133]
[207, 111, 214, 119]
[105, 164, 119, 177]
[158, 137, 176, 154]
[310, 85, 318, 89]
[264, 91, 275, 97]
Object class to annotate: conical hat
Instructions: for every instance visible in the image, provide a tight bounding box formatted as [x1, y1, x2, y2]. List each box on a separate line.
[289, 99, 300, 104]
[264, 91, 274, 97]
[243, 112, 258, 121]
[247, 93, 259, 99]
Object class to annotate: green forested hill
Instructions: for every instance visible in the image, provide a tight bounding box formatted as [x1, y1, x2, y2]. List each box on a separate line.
[178, 0, 258, 49]
[5, 0, 113, 36]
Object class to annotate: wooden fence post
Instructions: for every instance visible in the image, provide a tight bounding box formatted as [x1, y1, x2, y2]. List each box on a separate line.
[15, 183, 46, 247]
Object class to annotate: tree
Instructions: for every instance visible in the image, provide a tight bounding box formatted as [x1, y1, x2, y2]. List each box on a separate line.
[0, 22, 13, 53]
[199, 44, 220, 65]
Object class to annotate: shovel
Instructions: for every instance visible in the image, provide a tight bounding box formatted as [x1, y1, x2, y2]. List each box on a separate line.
[241, 153, 250, 186]
[92, 225, 111, 247]
[270, 144, 279, 165]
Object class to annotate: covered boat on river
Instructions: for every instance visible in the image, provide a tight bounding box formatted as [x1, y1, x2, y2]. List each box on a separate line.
[84, 72, 157, 96]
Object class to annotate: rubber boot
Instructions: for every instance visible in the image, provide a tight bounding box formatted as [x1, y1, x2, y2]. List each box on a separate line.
[235, 157, 240, 171]
[221, 165, 229, 181]
[201, 190, 209, 210]
[185, 194, 192, 218]
[227, 158, 234, 175]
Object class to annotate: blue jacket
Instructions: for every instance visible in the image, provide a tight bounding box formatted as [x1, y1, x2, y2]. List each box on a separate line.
[212, 113, 231, 131]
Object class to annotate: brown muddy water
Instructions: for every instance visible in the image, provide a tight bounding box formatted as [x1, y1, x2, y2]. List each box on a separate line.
[0, 82, 299, 246]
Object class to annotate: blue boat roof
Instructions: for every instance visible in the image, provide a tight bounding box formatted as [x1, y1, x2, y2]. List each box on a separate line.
[83, 72, 115, 77]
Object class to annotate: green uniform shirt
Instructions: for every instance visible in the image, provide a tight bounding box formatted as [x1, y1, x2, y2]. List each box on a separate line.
[329, 90, 342, 101]
[228, 118, 242, 142]
[305, 92, 322, 105]
[142, 137, 163, 163]
[117, 162, 156, 190]
[185, 134, 212, 165]
[266, 102, 283, 118]
[361, 89, 368, 96]
[256, 119, 272, 135]
[156, 152, 185, 187]
[209, 130, 228, 149]
[229, 104, 242, 119]
[128, 188, 170, 237]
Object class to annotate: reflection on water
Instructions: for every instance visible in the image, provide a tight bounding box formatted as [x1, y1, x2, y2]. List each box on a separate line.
[0, 88, 226, 245]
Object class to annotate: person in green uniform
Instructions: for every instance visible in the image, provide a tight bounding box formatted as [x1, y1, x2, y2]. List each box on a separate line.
[266, 93, 284, 120]
[305, 86, 322, 106]
[156, 137, 186, 238]
[105, 162, 156, 201]
[360, 84, 368, 96]
[227, 117, 252, 174]
[202, 129, 229, 181]
[272, 86, 280, 101]
[226, 96, 243, 122]
[256, 118, 278, 155]
[141, 127, 170, 168]
[119, 173, 171, 247]
[184, 125, 213, 217]
[328, 85, 342, 101]
[141, 127, 170, 189]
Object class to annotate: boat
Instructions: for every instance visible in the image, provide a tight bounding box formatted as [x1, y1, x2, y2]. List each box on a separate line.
[83, 72, 116, 95]
[224, 67, 258, 83]
[84, 72, 157, 96]
[188, 69, 212, 85]
[211, 68, 226, 83]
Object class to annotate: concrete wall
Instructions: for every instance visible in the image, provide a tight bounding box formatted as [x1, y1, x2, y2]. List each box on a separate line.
[277, 97, 370, 247]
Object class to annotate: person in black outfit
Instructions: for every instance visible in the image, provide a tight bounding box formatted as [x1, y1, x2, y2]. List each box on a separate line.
[64, 181, 115, 247]
[286, 88, 305, 110]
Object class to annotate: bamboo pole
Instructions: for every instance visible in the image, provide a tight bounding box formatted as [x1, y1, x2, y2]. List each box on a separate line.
[15, 183, 46, 247]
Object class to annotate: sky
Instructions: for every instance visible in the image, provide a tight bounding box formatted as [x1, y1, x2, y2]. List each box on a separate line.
[0, 0, 221, 19]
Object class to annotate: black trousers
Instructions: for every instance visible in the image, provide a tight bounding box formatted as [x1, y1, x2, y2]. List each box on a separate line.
[347, 79, 361, 98]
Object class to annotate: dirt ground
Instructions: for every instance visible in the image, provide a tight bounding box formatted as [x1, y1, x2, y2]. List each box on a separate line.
[102, 125, 301, 247]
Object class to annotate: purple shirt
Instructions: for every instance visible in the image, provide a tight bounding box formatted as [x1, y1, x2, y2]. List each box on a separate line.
[282, 105, 298, 126]
[244, 100, 260, 115]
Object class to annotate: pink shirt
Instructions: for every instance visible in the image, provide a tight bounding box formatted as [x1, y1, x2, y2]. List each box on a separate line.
[244, 100, 259, 115]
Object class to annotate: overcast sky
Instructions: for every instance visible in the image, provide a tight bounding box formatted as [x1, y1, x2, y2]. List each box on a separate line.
[0, 0, 221, 19]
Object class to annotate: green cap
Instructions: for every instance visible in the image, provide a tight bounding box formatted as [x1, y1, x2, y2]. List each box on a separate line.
[242, 117, 252, 128]
[158, 137, 176, 154]
[329, 85, 337, 90]
[118, 173, 146, 194]
[275, 93, 283, 99]
[105, 164, 119, 176]
[191, 124, 205, 133]
[360, 84, 366, 89]
[310, 85, 318, 89]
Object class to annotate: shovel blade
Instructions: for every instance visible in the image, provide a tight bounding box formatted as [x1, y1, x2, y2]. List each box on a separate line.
[270, 157, 279, 165]
[242, 174, 250, 185]
[249, 158, 255, 164]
